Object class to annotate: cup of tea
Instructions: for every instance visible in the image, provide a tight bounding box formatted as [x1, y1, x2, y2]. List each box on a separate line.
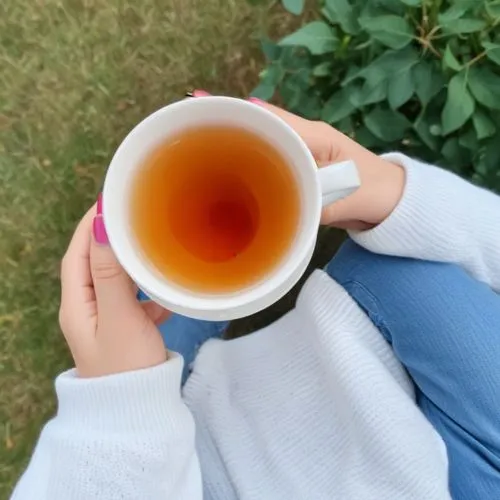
[102, 96, 360, 320]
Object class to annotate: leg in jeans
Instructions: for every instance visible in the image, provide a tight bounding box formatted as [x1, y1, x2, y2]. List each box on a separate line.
[159, 315, 229, 385]
[326, 240, 500, 500]
[138, 290, 228, 385]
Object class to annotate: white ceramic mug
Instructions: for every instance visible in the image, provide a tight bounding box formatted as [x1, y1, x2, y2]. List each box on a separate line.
[103, 96, 360, 320]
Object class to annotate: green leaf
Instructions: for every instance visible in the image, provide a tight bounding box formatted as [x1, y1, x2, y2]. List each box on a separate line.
[443, 44, 462, 71]
[441, 71, 475, 135]
[412, 60, 446, 106]
[280, 78, 302, 109]
[441, 18, 487, 34]
[359, 77, 388, 105]
[252, 62, 283, 102]
[472, 109, 496, 140]
[458, 128, 478, 152]
[430, 124, 442, 136]
[485, 132, 500, 169]
[298, 93, 322, 119]
[474, 157, 489, 176]
[261, 39, 282, 61]
[413, 122, 439, 151]
[455, 0, 481, 9]
[413, 111, 440, 151]
[468, 66, 500, 110]
[259, 64, 284, 85]
[359, 15, 413, 50]
[388, 70, 415, 109]
[279, 21, 339, 55]
[356, 126, 384, 148]
[336, 116, 354, 136]
[486, 0, 500, 18]
[360, 46, 419, 77]
[261, 40, 280, 62]
[352, 46, 419, 107]
[282, 0, 304, 15]
[321, 88, 355, 123]
[278, 64, 312, 109]
[251, 81, 276, 101]
[347, 83, 363, 108]
[341, 65, 363, 86]
[438, 5, 468, 23]
[286, 67, 312, 91]
[441, 138, 459, 162]
[312, 62, 332, 77]
[375, 0, 406, 14]
[364, 107, 410, 142]
[279, 46, 311, 71]
[400, 0, 421, 5]
[482, 42, 500, 66]
[442, 137, 470, 167]
[323, 0, 359, 34]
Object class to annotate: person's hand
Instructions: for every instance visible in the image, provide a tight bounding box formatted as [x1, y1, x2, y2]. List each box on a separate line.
[249, 99, 405, 231]
[192, 90, 405, 231]
[59, 196, 170, 378]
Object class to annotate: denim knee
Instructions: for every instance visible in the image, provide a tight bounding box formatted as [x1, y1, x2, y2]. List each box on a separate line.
[325, 239, 474, 344]
[326, 239, 500, 499]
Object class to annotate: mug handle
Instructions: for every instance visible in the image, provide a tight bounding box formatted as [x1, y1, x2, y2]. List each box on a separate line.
[318, 160, 360, 207]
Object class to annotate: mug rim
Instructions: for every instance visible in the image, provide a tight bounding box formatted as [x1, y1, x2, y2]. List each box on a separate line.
[102, 96, 322, 316]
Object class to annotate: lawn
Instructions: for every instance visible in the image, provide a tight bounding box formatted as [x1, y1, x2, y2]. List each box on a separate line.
[0, 0, 343, 495]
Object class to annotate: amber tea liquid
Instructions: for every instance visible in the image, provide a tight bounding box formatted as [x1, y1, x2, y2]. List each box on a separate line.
[131, 126, 300, 293]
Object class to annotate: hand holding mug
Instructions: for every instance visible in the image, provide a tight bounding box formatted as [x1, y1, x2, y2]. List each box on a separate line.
[104, 96, 361, 320]
[59, 98, 406, 377]
[245, 97, 405, 231]
[193, 91, 405, 230]
[101, 95, 404, 320]
[58, 198, 170, 378]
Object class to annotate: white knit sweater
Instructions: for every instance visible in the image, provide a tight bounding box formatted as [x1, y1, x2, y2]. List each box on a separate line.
[12, 155, 500, 500]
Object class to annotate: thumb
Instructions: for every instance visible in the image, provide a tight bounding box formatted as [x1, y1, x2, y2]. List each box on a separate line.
[91, 197, 138, 319]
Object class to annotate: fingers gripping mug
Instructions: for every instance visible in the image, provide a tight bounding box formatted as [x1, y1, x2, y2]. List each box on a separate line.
[103, 97, 360, 320]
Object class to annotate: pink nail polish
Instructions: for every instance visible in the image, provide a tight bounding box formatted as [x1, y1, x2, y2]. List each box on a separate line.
[97, 193, 103, 216]
[248, 97, 265, 106]
[191, 89, 211, 97]
[93, 216, 109, 245]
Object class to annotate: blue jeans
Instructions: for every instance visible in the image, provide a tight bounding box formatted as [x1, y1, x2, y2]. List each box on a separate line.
[159, 239, 500, 499]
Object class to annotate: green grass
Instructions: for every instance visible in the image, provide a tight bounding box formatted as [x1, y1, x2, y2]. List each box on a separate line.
[0, 1, 343, 496]
[0, 0, 287, 494]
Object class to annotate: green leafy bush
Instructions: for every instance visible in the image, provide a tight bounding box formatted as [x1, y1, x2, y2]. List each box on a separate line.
[252, 0, 500, 190]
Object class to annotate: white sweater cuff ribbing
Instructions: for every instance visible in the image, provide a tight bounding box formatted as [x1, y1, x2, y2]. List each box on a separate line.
[54, 354, 185, 433]
[350, 152, 500, 290]
[350, 153, 444, 253]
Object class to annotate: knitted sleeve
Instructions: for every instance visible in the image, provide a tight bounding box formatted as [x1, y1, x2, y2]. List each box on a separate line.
[351, 154, 500, 292]
[11, 354, 202, 500]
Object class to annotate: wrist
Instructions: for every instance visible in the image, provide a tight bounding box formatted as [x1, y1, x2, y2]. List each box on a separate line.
[77, 351, 169, 378]
[373, 158, 405, 225]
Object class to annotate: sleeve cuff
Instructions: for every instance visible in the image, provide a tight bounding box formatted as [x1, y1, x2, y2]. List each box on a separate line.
[55, 354, 187, 433]
[348, 153, 468, 259]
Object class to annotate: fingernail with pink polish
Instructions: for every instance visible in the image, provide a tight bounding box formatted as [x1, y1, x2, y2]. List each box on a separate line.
[97, 193, 103, 216]
[93, 216, 109, 245]
[248, 97, 265, 106]
[186, 89, 211, 98]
